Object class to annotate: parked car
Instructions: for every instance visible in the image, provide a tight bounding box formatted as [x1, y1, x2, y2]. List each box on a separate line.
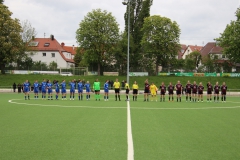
[60, 72, 73, 76]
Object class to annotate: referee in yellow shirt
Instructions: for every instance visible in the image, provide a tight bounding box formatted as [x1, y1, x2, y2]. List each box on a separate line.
[113, 78, 121, 101]
[132, 81, 139, 101]
[125, 80, 129, 101]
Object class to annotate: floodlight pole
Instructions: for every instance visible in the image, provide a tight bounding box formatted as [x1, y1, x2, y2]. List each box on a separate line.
[123, 0, 130, 84]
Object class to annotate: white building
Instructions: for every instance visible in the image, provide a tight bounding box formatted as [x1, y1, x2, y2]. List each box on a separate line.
[28, 35, 76, 68]
[182, 45, 203, 59]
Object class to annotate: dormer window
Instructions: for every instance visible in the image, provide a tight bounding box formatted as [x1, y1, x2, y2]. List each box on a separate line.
[44, 43, 50, 47]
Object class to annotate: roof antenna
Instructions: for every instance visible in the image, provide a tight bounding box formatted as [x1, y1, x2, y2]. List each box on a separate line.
[44, 32, 46, 38]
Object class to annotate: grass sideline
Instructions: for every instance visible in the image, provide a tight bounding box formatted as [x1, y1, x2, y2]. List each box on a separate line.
[1, 93, 240, 160]
[1, 74, 240, 90]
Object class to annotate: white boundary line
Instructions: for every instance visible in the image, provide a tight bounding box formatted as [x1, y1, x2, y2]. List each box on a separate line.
[7, 99, 240, 110]
[127, 101, 134, 160]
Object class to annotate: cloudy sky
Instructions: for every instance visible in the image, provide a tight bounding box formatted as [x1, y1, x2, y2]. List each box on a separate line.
[4, 0, 240, 47]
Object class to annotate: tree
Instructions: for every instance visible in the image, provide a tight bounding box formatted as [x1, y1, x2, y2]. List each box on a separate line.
[0, 0, 4, 4]
[16, 56, 33, 70]
[141, 15, 181, 75]
[215, 7, 240, 63]
[185, 51, 201, 70]
[21, 19, 37, 43]
[76, 9, 119, 75]
[0, 4, 23, 74]
[49, 61, 57, 70]
[124, 0, 153, 71]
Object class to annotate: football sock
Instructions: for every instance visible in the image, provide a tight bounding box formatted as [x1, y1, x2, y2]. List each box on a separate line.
[126, 95, 128, 100]
[210, 98, 212, 101]
[104, 96, 106, 100]
[217, 97, 219, 101]
[163, 98, 165, 102]
[133, 96, 134, 101]
[107, 96, 108, 100]
[224, 96, 226, 101]
[118, 95, 120, 100]
[177, 98, 178, 102]
[180, 97, 181, 102]
[172, 97, 174, 101]
[135, 96, 137, 101]
[214, 96, 216, 101]
[160, 98, 162, 102]
[186, 96, 188, 101]
[190, 97, 191, 101]
[25, 96, 26, 99]
[73, 96, 74, 99]
[169, 97, 170, 101]
[81, 95, 83, 100]
[115, 95, 117, 100]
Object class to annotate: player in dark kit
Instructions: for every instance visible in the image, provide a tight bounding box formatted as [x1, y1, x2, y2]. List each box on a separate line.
[144, 80, 150, 101]
[221, 82, 227, 102]
[175, 81, 182, 102]
[185, 80, 192, 102]
[168, 82, 174, 102]
[207, 82, 213, 102]
[214, 82, 220, 102]
[159, 82, 166, 102]
[191, 81, 198, 102]
[198, 82, 204, 102]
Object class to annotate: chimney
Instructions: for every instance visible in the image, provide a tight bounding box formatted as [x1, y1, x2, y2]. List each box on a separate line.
[50, 35, 54, 40]
[61, 42, 65, 47]
[72, 45, 75, 50]
[32, 36, 35, 40]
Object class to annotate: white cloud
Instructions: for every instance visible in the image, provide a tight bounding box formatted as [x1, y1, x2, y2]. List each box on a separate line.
[4, 0, 240, 46]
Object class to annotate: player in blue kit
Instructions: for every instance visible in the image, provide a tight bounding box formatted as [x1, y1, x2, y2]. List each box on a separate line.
[41, 79, 47, 100]
[104, 80, 109, 101]
[77, 79, 84, 100]
[69, 80, 75, 100]
[85, 81, 91, 100]
[23, 80, 30, 100]
[60, 80, 67, 100]
[33, 80, 39, 99]
[54, 80, 60, 100]
[47, 80, 53, 100]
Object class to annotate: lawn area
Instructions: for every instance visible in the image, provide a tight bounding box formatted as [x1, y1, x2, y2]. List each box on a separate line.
[1, 93, 240, 160]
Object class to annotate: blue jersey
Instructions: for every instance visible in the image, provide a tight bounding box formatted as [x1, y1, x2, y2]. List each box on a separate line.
[33, 83, 39, 93]
[47, 83, 53, 93]
[69, 82, 75, 93]
[41, 82, 47, 92]
[61, 82, 66, 93]
[85, 83, 90, 92]
[23, 82, 30, 92]
[104, 82, 109, 92]
[78, 82, 83, 93]
[55, 83, 59, 92]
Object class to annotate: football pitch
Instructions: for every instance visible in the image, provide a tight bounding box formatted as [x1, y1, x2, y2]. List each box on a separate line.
[1, 93, 240, 160]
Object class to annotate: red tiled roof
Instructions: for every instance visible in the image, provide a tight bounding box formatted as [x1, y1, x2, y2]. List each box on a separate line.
[31, 38, 75, 63]
[188, 45, 203, 52]
[209, 46, 223, 54]
[62, 46, 78, 55]
[200, 42, 216, 57]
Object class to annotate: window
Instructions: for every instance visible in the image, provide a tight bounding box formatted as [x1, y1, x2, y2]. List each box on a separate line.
[28, 41, 39, 46]
[51, 53, 55, 57]
[42, 53, 46, 57]
[222, 55, 226, 59]
[44, 43, 50, 47]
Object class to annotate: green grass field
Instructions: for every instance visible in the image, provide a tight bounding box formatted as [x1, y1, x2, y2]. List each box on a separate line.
[1, 93, 240, 160]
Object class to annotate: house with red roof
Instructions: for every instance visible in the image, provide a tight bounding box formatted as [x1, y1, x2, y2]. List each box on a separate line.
[182, 45, 203, 59]
[28, 35, 76, 68]
[177, 44, 187, 59]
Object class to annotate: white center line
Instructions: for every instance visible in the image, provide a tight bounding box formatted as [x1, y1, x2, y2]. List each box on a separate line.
[127, 101, 134, 160]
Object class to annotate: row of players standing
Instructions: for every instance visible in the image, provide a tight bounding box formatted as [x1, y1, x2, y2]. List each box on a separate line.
[143, 80, 227, 102]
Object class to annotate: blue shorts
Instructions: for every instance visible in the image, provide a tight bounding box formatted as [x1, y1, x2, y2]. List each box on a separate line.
[34, 89, 38, 93]
[70, 89, 75, 93]
[78, 90, 83, 93]
[42, 90, 46, 93]
[104, 89, 109, 93]
[55, 89, 59, 93]
[61, 89, 66, 93]
[86, 89, 90, 93]
[24, 88, 29, 93]
[48, 89, 52, 93]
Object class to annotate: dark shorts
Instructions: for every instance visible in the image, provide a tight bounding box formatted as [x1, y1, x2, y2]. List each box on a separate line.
[95, 90, 100, 93]
[115, 89, 120, 93]
[133, 89, 138, 94]
[176, 90, 181, 95]
[221, 92, 226, 95]
[126, 89, 129, 94]
[192, 91, 197, 94]
[207, 91, 212, 94]
[168, 91, 174, 95]
[161, 91, 165, 95]
[144, 89, 149, 93]
[198, 91, 203, 95]
[214, 91, 219, 94]
[186, 90, 191, 94]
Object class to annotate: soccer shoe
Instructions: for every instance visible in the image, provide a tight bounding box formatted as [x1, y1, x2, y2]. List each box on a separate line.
[104, 99, 106, 101]
[73, 99, 74, 100]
